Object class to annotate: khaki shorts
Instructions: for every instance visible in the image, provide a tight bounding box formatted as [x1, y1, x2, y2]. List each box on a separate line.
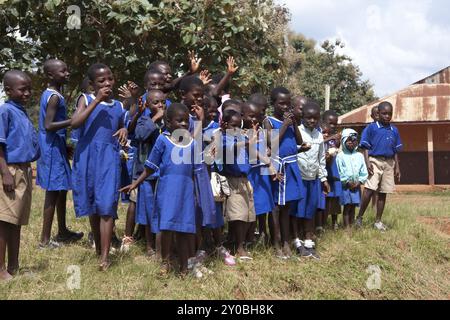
[0, 163, 33, 226]
[365, 156, 396, 194]
[224, 177, 256, 223]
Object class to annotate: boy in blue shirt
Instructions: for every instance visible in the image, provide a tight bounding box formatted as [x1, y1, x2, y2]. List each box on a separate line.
[356, 102, 402, 231]
[0, 70, 40, 281]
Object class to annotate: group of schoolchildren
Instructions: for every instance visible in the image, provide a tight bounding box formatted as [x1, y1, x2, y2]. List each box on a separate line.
[0, 52, 402, 280]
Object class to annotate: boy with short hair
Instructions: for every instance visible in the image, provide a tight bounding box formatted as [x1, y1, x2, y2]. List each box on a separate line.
[0, 70, 40, 280]
[356, 101, 402, 231]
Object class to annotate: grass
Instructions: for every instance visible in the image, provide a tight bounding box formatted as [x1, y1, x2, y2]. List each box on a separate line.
[1, 187, 449, 300]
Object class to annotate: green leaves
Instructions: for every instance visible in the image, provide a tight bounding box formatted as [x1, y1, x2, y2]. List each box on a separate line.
[1, 0, 289, 110]
[285, 34, 376, 115]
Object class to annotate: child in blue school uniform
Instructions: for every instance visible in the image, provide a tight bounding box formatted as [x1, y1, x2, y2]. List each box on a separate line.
[201, 96, 236, 266]
[244, 102, 277, 246]
[263, 87, 304, 259]
[290, 101, 330, 259]
[120, 103, 207, 275]
[127, 89, 166, 256]
[119, 73, 163, 245]
[36, 59, 83, 249]
[0, 70, 40, 281]
[321, 110, 343, 231]
[356, 101, 402, 231]
[71, 63, 128, 271]
[179, 75, 216, 265]
[336, 129, 368, 228]
[220, 108, 258, 260]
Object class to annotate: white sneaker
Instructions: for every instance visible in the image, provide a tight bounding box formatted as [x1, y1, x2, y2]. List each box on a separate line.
[374, 221, 387, 231]
[195, 250, 207, 264]
[38, 240, 61, 250]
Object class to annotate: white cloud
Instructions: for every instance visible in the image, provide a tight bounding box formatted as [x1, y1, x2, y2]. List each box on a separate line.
[279, 0, 450, 97]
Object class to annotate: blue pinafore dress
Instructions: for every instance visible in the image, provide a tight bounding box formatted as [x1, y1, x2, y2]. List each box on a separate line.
[36, 89, 72, 191]
[267, 117, 304, 205]
[72, 94, 123, 218]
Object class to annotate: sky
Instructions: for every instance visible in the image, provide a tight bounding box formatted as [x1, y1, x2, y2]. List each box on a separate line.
[279, 0, 450, 97]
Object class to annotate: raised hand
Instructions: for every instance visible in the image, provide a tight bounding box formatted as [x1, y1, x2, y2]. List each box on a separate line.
[153, 106, 165, 122]
[127, 81, 140, 99]
[188, 50, 202, 74]
[95, 87, 112, 103]
[226, 56, 239, 75]
[118, 84, 132, 100]
[282, 112, 294, 127]
[191, 104, 204, 122]
[248, 122, 262, 145]
[199, 70, 212, 85]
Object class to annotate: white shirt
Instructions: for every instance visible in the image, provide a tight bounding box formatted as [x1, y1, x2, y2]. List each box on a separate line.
[297, 124, 327, 181]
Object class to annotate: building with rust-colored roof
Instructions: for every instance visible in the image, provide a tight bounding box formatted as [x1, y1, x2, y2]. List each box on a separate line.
[339, 66, 450, 185]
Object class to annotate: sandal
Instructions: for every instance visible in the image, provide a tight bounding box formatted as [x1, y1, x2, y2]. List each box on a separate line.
[120, 236, 135, 252]
[237, 255, 253, 262]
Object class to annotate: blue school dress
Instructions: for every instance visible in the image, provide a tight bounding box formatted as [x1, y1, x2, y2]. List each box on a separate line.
[290, 179, 323, 219]
[72, 94, 124, 218]
[36, 89, 72, 191]
[267, 117, 303, 205]
[133, 109, 161, 226]
[187, 115, 217, 228]
[145, 133, 203, 234]
[247, 130, 275, 215]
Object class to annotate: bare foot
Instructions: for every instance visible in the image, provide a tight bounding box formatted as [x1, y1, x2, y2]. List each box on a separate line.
[282, 242, 292, 258]
[146, 248, 156, 258]
[0, 270, 13, 281]
[159, 262, 170, 276]
[98, 260, 111, 272]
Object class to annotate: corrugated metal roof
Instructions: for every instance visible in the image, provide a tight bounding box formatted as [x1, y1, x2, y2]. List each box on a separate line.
[414, 66, 450, 85]
[339, 83, 450, 124]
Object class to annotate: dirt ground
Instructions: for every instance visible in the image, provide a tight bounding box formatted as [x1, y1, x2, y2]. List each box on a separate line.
[395, 185, 450, 193]
[417, 217, 450, 239]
